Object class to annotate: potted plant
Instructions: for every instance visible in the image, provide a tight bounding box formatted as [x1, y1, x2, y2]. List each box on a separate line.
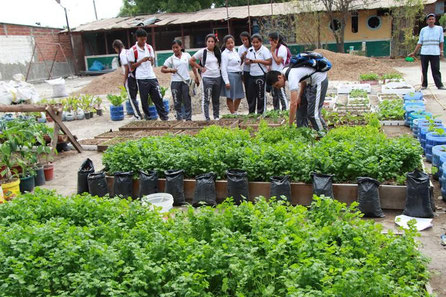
[94, 97, 103, 116]
[381, 73, 403, 84]
[359, 73, 380, 85]
[107, 91, 126, 121]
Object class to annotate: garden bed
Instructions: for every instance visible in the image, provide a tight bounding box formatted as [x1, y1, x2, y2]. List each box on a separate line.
[173, 119, 239, 130]
[94, 130, 138, 139]
[119, 121, 181, 131]
[105, 176, 407, 210]
[97, 136, 139, 152]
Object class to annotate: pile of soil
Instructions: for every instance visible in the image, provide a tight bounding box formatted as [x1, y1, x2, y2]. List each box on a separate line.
[315, 49, 401, 81]
[73, 67, 172, 96]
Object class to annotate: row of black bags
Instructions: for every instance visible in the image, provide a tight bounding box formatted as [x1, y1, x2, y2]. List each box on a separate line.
[78, 159, 434, 217]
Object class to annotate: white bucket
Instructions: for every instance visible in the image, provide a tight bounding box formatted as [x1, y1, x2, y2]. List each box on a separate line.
[141, 193, 174, 213]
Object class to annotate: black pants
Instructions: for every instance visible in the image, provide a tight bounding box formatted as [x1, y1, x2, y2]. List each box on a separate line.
[272, 86, 288, 110]
[242, 71, 250, 101]
[420, 55, 443, 88]
[171, 81, 192, 121]
[296, 78, 328, 131]
[137, 79, 168, 121]
[247, 75, 266, 114]
[125, 75, 142, 118]
[202, 77, 221, 120]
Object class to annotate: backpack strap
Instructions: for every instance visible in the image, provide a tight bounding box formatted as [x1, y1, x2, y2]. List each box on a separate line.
[202, 49, 207, 66]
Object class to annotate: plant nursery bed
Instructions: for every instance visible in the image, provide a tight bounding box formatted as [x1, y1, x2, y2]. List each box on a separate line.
[380, 120, 406, 126]
[377, 93, 402, 102]
[79, 138, 103, 146]
[94, 130, 138, 139]
[381, 82, 415, 95]
[106, 176, 407, 210]
[97, 136, 138, 152]
[119, 121, 181, 131]
[336, 83, 372, 94]
[239, 119, 285, 130]
[176, 129, 201, 136]
[133, 130, 180, 137]
[173, 119, 239, 130]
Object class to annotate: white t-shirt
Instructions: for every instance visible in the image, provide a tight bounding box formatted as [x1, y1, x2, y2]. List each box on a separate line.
[418, 25, 444, 56]
[126, 43, 156, 80]
[164, 52, 192, 82]
[246, 45, 272, 76]
[283, 67, 328, 91]
[192, 48, 221, 78]
[119, 49, 128, 75]
[271, 44, 288, 71]
[221, 48, 242, 84]
[238, 44, 250, 72]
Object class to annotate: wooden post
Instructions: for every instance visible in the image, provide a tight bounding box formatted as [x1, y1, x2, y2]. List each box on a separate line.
[127, 29, 131, 47]
[48, 47, 59, 80]
[104, 32, 109, 54]
[46, 106, 83, 153]
[151, 27, 156, 50]
[181, 24, 185, 46]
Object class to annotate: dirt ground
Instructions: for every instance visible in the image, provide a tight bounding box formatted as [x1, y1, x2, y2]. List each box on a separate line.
[20, 56, 446, 296]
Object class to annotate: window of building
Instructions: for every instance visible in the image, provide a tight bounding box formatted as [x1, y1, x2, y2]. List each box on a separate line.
[367, 16, 381, 30]
[329, 19, 341, 32]
[351, 12, 358, 33]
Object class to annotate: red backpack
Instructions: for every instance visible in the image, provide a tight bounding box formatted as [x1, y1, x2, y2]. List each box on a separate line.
[276, 44, 292, 66]
[130, 44, 152, 72]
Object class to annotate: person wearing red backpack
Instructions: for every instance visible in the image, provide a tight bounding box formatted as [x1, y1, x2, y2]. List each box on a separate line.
[269, 32, 291, 111]
[127, 28, 168, 121]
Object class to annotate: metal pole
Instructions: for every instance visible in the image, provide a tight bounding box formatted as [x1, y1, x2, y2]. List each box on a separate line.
[93, 0, 98, 20]
[226, 0, 230, 34]
[248, 0, 251, 35]
[64, 7, 77, 74]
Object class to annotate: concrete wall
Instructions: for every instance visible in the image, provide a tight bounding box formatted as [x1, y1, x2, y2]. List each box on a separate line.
[0, 23, 74, 81]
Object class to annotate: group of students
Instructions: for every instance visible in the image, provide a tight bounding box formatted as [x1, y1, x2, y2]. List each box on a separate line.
[113, 28, 329, 131]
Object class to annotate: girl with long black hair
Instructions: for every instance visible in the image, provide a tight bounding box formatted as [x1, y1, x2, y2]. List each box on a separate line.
[162, 40, 198, 121]
[269, 32, 290, 111]
[189, 34, 222, 121]
[220, 35, 244, 114]
[245, 34, 272, 114]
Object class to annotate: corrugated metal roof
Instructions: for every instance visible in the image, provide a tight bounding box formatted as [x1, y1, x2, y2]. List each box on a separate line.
[72, 0, 437, 32]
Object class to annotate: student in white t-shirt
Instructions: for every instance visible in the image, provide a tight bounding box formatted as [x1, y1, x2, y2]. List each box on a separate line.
[266, 66, 328, 131]
[127, 28, 168, 121]
[245, 34, 272, 114]
[238, 31, 251, 99]
[112, 39, 142, 119]
[189, 34, 222, 121]
[161, 40, 198, 121]
[269, 32, 289, 111]
[221, 35, 244, 114]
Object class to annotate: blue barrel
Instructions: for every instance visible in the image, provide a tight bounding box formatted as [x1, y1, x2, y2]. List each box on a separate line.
[404, 106, 425, 126]
[148, 105, 159, 120]
[439, 154, 446, 176]
[403, 91, 423, 101]
[432, 145, 446, 167]
[163, 99, 170, 113]
[408, 111, 432, 129]
[416, 122, 443, 139]
[110, 104, 124, 121]
[125, 100, 138, 115]
[426, 130, 446, 162]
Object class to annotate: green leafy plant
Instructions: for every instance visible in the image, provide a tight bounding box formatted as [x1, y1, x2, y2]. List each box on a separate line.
[359, 73, 380, 81]
[107, 93, 126, 107]
[103, 124, 422, 184]
[349, 89, 368, 98]
[378, 99, 405, 120]
[160, 86, 168, 98]
[381, 73, 403, 80]
[0, 189, 431, 296]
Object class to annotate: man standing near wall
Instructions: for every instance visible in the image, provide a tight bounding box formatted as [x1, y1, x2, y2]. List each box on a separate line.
[410, 13, 445, 90]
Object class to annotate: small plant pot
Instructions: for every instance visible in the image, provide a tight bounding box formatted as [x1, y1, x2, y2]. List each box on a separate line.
[96, 109, 103, 116]
[1, 178, 20, 200]
[44, 164, 54, 181]
[89, 112, 94, 118]
[20, 175, 35, 193]
[110, 105, 125, 121]
[85, 112, 91, 120]
[34, 166, 46, 186]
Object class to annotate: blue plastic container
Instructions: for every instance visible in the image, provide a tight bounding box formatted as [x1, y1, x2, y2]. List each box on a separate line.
[439, 154, 446, 176]
[419, 125, 444, 144]
[416, 122, 443, 139]
[425, 130, 446, 162]
[403, 91, 423, 101]
[432, 145, 446, 167]
[110, 104, 124, 121]
[126, 100, 134, 115]
[407, 111, 432, 129]
[147, 100, 169, 120]
[404, 106, 425, 126]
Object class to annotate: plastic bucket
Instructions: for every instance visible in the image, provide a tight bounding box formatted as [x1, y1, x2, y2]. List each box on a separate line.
[1, 178, 20, 200]
[141, 193, 174, 213]
[163, 99, 169, 113]
[34, 166, 46, 186]
[126, 100, 139, 115]
[110, 105, 124, 121]
[403, 91, 423, 101]
[44, 164, 54, 181]
[20, 175, 35, 193]
[148, 105, 159, 120]
[0, 185, 4, 203]
[432, 145, 446, 167]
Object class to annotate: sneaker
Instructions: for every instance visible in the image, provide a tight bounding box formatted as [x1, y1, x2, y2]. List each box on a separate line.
[214, 117, 220, 121]
[421, 86, 427, 90]
[438, 86, 446, 90]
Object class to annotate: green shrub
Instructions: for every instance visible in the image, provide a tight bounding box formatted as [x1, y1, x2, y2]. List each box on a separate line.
[381, 73, 403, 80]
[102, 124, 422, 183]
[0, 189, 430, 296]
[378, 99, 405, 120]
[359, 73, 380, 81]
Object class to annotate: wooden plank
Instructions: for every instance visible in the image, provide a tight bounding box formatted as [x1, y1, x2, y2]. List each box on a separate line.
[51, 111, 61, 154]
[46, 106, 83, 153]
[0, 104, 46, 113]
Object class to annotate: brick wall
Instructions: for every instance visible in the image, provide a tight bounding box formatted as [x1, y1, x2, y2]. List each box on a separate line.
[0, 23, 73, 63]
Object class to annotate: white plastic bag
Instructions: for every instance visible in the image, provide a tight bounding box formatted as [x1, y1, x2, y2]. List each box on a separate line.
[45, 77, 68, 98]
[0, 81, 16, 105]
[16, 82, 40, 104]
